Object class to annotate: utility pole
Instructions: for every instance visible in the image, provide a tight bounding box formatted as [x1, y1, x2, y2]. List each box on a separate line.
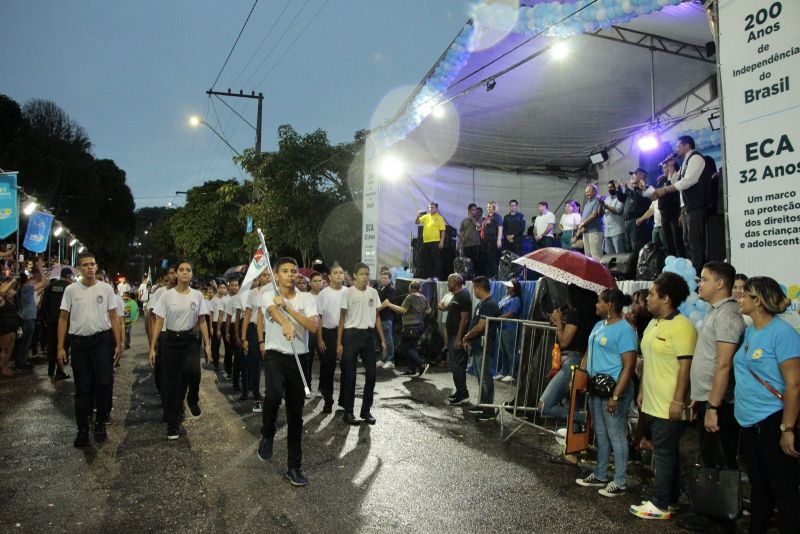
[205, 89, 263, 201]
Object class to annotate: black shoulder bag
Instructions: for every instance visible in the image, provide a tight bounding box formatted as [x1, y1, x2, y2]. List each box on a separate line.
[689, 435, 741, 521]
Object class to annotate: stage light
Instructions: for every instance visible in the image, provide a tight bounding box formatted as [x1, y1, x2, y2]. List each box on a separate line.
[707, 113, 721, 131]
[53, 226, 63, 237]
[637, 132, 660, 152]
[552, 41, 569, 60]
[78, 246, 85, 253]
[589, 149, 609, 165]
[431, 105, 446, 119]
[69, 238, 78, 246]
[379, 156, 405, 181]
[486, 79, 496, 92]
[23, 200, 37, 216]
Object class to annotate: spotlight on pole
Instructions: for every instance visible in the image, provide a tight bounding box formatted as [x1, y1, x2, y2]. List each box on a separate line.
[78, 245, 85, 253]
[707, 112, 721, 131]
[552, 41, 569, 60]
[23, 200, 37, 216]
[69, 238, 78, 246]
[589, 149, 609, 165]
[637, 132, 661, 152]
[53, 226, 63, 237]
[379, 156, 406, 181]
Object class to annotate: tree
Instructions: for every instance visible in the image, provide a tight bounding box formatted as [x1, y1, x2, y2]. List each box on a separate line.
[167, 179, 250, 276]
[238, 125, 364, 267]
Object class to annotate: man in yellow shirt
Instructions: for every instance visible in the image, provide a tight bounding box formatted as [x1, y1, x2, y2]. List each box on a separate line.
[631, 272, 697, 521]
[415, 202, 446, 280]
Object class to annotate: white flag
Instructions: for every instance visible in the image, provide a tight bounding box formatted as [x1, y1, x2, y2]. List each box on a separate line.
[237, 246, 267, 305]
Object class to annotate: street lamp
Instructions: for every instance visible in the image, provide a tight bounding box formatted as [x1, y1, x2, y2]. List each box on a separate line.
[53, 226, 63, 237]
[23, 199, 37, 216]
[188, 116, 241, 156]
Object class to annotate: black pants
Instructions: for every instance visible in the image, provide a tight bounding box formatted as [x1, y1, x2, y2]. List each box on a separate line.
[339, 328, 377, 416]
[481, 240, 500, 278]
[318, 328, 338, 403]
[535, 236, 555, 250]
[162, 330, 201, 428]
[222, 325, 233, 377]
[211, 327, 221, 368]
[660, 212, 685, 257]
[154, 335, 166, 399]
[420, 241, 441, 279]
[69, 330, 114, 432]
[463, 245, 480, 277]
[232, 320, 243, 388]
[262, 350, 308, 469]
[695, 401, 739, 468]
[624, 218, 650, 261]
[244, 325, 262, 397]
[46, 320, 67, 376]
[741, 411, 800, 534]
[504, 238, 522, 255]
[682, 207, 706, 274]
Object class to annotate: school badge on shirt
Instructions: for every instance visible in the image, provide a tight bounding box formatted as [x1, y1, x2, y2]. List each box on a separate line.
[751, 348, 764, 360]
[96, 296, 104, 304]
[368, 298, 374, 307]
[190, 302, 197, 311]
[600, 336, 608, 346]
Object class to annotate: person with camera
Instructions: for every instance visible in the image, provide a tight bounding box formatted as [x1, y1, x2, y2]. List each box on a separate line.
[575, 289, 638, 498]
[733, 276, 799, 533]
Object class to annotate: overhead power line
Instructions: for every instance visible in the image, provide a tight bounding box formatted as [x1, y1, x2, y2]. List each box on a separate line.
[228, 0, 293, 88]
[210, 0, 260, 90]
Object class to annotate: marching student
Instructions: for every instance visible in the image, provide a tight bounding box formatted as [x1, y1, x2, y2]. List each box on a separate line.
[208, 282, 227, 371]
[223, 278, 242, 387]
[255, 257, 318, 487]
[57, 251, 124, 447]
[337, 262, 386, 425]
[147, 267, 177, 399]
[148, 261, 212, 440]
[316, 265, 346, 414]
[241, 270, 271, 413]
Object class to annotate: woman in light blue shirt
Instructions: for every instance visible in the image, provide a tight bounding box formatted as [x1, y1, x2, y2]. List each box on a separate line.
[733, 276, 799, 533]
[576, 288, 638, 497]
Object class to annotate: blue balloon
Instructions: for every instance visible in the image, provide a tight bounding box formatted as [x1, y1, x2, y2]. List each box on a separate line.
[674, 258, 687, 272]
[665, 255, 676, 267]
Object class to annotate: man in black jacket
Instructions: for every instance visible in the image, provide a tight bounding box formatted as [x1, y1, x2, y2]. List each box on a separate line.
[41, 268, 73, 379]
[617, 169, 652, 261]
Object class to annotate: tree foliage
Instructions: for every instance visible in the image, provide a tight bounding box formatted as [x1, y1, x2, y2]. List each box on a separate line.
[237, 124, 364, 268]
[0, 94, 135, 273]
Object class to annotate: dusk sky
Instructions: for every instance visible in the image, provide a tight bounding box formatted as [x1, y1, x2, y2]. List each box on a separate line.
[1, 0, 474, 208]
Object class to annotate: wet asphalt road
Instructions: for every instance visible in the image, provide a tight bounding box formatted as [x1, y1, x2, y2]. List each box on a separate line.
[1, 322, 719, 533]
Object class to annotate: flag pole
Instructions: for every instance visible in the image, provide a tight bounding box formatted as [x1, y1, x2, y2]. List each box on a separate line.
[256, 229, 311, 399]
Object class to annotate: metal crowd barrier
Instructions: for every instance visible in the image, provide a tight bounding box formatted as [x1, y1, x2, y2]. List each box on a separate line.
[475, 316, 587, 442]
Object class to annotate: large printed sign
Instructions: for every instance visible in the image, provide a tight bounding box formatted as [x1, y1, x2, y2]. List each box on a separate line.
[23, 211, 54, 253]
[720, 0, 800, 323]
[0, 173, 18, 239]
[361, 145, 379, 275]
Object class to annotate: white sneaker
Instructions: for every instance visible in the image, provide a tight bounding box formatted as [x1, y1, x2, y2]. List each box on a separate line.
[376, 360, 385, 368]
[630, 501, 672, 520]
[500, 375, 513, 383]
[383, 362, 395, 370]
[493, 374, 504, 380]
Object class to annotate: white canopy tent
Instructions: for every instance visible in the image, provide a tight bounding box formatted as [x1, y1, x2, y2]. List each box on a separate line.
[364, 1, 718, 271]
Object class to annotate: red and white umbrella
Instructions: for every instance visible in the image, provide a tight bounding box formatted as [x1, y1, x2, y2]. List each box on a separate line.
[512, 248, 616, 294]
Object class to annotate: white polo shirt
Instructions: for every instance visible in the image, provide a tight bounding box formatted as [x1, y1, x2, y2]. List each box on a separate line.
[341, 285, 380, 330]
[225, 293, 243, 321]
[60, 280, 117, 336]
[247, 286, 262, 324]
[316, 286, 345, 329]
[260, 289, 317, 354]
[153, 288, 210, 331]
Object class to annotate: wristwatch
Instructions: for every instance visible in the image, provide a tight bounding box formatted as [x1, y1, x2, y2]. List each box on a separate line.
[611, 395, 619, 401]
[780, 423, 795, 433]
[707, 403, 720, 411]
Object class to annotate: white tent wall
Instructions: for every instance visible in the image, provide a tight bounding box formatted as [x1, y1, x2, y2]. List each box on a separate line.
[374, 164, 584, 269]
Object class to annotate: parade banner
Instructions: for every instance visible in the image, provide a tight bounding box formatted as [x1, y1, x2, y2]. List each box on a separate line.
[23, 211, 53, 253]
[0, 173, 18, 239]
[719, 0, 800, 323]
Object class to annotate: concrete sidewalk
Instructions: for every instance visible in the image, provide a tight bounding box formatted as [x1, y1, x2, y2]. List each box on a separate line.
[1, 321, 714, 533]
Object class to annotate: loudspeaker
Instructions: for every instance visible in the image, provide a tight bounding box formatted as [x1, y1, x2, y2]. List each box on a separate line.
[600, 253, 637, 280]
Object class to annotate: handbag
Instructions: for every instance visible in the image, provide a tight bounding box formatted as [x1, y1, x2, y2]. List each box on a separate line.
[588, 373, 616, 398]
[689, 436, 742, 521]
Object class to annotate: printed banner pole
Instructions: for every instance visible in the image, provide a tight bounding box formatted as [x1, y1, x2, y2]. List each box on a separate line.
[256, 228, 311, 399]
